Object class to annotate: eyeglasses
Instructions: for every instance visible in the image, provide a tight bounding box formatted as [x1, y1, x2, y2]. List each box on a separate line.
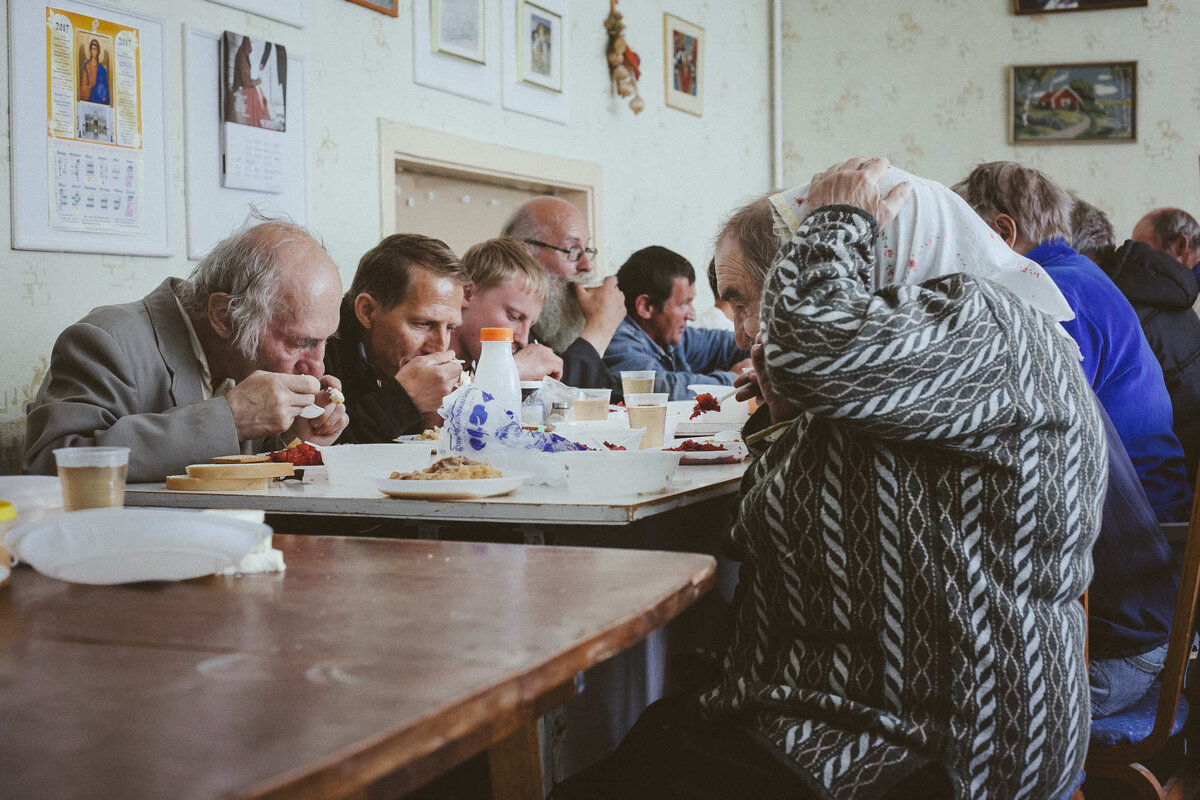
[524, 239, 598, 263]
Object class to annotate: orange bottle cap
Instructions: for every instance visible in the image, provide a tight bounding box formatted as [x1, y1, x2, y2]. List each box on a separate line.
[480, 328, 514, 342]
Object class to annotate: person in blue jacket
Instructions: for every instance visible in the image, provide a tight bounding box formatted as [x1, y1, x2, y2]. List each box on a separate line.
[603, 246, 750, 400]
[955, 161, 1192, 522]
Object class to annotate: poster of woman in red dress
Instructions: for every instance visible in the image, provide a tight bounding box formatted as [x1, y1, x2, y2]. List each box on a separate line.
[222, 32, 287, 132]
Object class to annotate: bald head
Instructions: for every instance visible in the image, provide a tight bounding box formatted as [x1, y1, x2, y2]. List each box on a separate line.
[1132, 208, 1200, 268]
[502, 196, 593, 278]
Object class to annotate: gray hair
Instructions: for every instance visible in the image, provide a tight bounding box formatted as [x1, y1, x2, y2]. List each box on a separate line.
[714, 194, 788, 290]
[951, 161, 1072, 246]
[1069, 197, 1115, 264]
[177, 215, 324, 361]
[1144, 208, 1200, 253]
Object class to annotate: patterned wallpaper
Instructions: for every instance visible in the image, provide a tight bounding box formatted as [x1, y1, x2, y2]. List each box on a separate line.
[0, 0, 773, 472]
[780, 0, 1199, 238]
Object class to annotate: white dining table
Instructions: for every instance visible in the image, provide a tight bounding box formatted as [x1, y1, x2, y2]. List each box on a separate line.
[124, 461, 748, 526]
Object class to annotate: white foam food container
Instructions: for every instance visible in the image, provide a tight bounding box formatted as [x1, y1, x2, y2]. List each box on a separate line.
[320, 442, 436, 486]
[556, 450, 682, 496]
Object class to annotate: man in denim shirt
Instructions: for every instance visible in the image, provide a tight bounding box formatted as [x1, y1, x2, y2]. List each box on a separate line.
[603, 246, 749, 400]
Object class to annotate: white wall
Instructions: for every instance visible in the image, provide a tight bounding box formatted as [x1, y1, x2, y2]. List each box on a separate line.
[780, 0, 1200, 237]
[0, 0, 773, 470]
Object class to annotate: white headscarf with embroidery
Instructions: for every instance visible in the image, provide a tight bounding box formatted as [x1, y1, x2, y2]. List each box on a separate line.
[768, 165, 1076, 328]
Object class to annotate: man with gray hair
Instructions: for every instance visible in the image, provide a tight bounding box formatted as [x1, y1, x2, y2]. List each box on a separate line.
[24, 219, 348, 481]
[1131, 207, 1200, 277]
[955, 160, 1191, 522]
[502, 196, 625, 390]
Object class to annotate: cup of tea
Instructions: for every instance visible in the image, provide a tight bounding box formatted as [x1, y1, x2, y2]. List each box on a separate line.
[620, 370, 656, 398]
[53, 447, 130, 511]
[624, 393, 669, 449]
[574, 388, 611, 421]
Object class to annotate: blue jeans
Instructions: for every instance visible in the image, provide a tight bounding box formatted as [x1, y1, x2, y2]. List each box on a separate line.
[1088, 641, 1169, 719]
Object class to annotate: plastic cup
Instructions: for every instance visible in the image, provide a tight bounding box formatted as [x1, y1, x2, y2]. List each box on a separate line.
[574, 388, 612, 421]
[625, 393, 668, 449]
[53, 447, 129, 511]
[620, 370, 656, 397]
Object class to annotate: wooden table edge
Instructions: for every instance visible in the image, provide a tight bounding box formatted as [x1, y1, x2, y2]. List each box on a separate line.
[238, 554, 718, 799]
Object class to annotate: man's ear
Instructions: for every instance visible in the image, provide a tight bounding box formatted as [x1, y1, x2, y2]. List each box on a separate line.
[461, 282, 476, 309]
[353, 293, 378, 329]
[634, 294, 654, 320]
[992, 213, 1021, 250]
[1167, 234, 1192, 265]
[207, 293, 235, 340]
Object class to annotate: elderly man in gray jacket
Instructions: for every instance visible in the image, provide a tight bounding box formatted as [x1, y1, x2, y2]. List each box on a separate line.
[23, 219, 349, 482]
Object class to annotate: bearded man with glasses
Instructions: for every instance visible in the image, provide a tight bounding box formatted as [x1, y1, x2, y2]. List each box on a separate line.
[502, 196, 626, 394]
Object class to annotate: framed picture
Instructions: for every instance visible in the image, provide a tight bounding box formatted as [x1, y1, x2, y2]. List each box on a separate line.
[432, 0, 487, 64]
[663, 13, 703, 116]
[1014, 0, 1147, 13]
[517, 0, 561, 91]
[346, 0, 397, 16]
[1009, 61, 1136, 144]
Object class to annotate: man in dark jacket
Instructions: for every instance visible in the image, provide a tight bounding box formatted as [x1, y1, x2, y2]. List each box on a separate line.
[323, 234, 469, 442]
[1131, 207, 1200, 279]
[1074, 198, 1200, 485]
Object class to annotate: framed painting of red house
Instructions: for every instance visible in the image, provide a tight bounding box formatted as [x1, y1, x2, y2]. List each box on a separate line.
[1009, 61, 1136, 144]
[1014, 0, 1146, 14]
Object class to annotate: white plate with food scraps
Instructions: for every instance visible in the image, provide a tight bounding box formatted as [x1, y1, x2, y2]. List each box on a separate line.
[373, 472, 530, 500]
[666, 438, 749, 464]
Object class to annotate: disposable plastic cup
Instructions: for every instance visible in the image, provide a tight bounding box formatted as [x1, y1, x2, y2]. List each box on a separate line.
[53, 447, 130, 511]
[574, 388, 611, 421]
[620, 370, 656, 397]
[625, 393, 668, 449]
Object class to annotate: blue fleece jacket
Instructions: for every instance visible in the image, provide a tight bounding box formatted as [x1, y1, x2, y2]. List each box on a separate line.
[1028, 238, 1192, 521]
[602, 316, 748, 400]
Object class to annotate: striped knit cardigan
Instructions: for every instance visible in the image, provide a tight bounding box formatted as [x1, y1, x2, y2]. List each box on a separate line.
[699, 206, 1105, 799]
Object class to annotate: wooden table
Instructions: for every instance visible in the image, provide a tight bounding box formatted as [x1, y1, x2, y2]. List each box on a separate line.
[123, 463, 747, 527]
[0, 535, 716, 799]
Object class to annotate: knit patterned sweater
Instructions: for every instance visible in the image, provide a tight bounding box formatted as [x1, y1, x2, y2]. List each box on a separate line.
[699, 206, 1105, 799]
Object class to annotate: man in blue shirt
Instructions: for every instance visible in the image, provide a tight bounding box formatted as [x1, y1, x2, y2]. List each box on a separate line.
[956, 161, 1192, 522]
[603, 246, 749, 400]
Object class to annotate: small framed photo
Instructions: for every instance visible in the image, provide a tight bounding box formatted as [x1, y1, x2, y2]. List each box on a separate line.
[1014, 0, 1147, 13]
[663, 13, 703, 116]
[432, 0, 486, 64]
[1010, 61, 1136, 144]
[346, 0, 397, 16]
[517, 0, 561, 92]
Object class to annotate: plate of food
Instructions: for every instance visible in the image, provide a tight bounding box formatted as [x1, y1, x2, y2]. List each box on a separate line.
[374, 456, 528, 500]
[665, 438, 748, 464]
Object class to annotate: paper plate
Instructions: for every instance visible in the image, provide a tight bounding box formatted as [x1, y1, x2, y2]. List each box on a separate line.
[374, 472, 529, 500]
[6, 508, 269, 585]
[666, 438, 748, 464]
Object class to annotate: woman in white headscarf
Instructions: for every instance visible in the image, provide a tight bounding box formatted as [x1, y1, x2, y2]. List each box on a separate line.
[552, 158, 1104, 800]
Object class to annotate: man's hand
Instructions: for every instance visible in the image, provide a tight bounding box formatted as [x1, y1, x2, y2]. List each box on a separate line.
[576, 276, 626, 355]
[804, 156, 913, 228]
[514, 343, 563, 381]
[740, 334, 799, 424]
[729, 357, 753, 374]
[396, 351, 462, 414]
[225, 371, 321, 441]
[289, 375, 349, 446]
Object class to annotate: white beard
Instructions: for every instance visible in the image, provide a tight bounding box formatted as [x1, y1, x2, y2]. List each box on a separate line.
[531, 274, 587, 353]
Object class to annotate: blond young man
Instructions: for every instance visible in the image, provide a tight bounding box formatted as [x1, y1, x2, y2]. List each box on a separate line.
[450, 238, 563, 381]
